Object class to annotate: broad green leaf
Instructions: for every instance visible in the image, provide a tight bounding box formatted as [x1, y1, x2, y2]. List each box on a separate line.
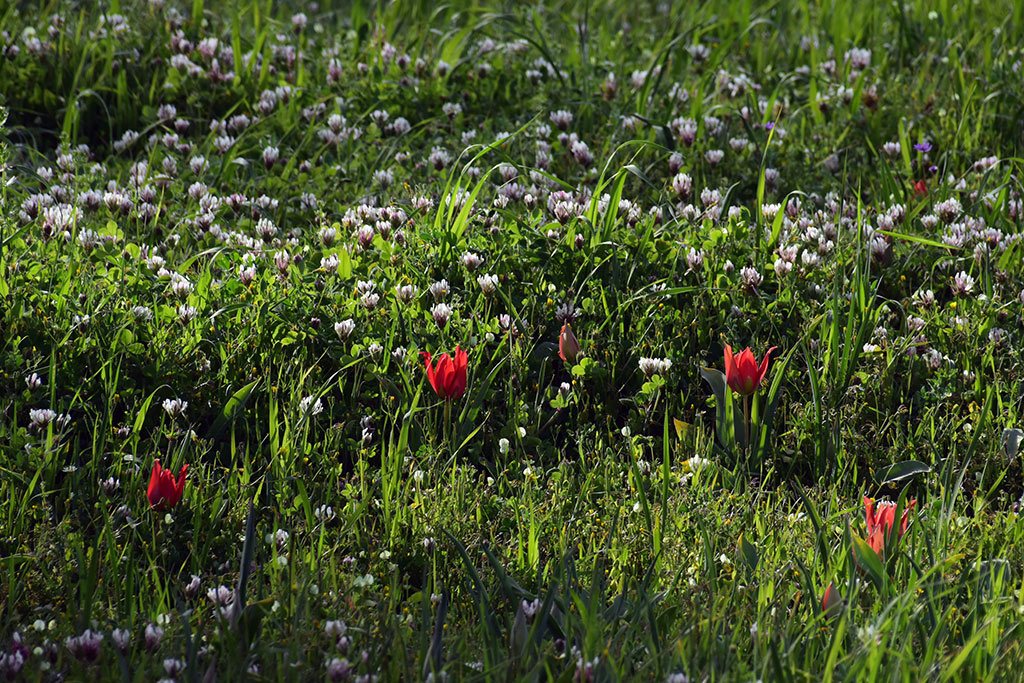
[207, 379, 259, 441]
[876, 460, 931, 484]
[851, 535, 886, 591]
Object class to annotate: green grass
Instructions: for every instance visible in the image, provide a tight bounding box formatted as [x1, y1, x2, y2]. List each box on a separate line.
[1, 0, 1024, 680]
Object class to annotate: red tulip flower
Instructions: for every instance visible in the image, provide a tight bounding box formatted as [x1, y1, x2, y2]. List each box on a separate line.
[559, 323, 580, 364]
[822, 582, 842, 617]
[422, 346, 468, 400]
[864, 496, 915, 555]
[912, 179, 928, 197]
[723, 345, 778, 396]
[147, 460, 188, 511]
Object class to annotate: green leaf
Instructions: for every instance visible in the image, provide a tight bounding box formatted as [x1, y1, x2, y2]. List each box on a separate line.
[336, 247, 352, 280]
[851, 535, 886, 591]
[1001, 428, 1023, 461]
[673, 418, 690, 441]
[0, 555, 32, 569]
[132, 388, 160, 435]
[207, 380, 259, 441]
[876, 460, 931, 484]
[699, 366, 739, 452]
[878, 229, 955, 251]
[738, 534, 758, 571]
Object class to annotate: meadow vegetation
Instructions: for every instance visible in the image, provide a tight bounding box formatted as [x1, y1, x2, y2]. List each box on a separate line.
[1, 0, 1024, 680]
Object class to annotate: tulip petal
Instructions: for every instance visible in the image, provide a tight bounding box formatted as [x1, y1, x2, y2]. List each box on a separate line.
[757, 346, 779, 386]
[737, 348, 759, 394]
[422, 352, 439, 397]
[863, 496, 876, 530]
[723, 345, 740, 393]
[173, 465, 189, 506]
[147, 461, 162, 508]
[450, 346, 468, 399]
[560, 323, 579, 364]
[867, 528, 885, 555]
[435, 353, 453, 398]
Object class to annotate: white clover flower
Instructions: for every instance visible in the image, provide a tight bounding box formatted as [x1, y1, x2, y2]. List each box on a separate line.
[177, 305, 198, 323]
[132, 305, 154, 321]
[360, 292, 380, 311]
[163, 658, 185, 677]
[77, 228, 100, 251]
[162, 398, 188, 418]
[549, 109, 573, 130]
[169, 273, 194, 298]
[936, 198, 962, 223]
[327, 658, 352, 682]
[255, 217, 278, 240]
[431, 303, 453, 327]
[274, 250, 291, 273]
[429, 146, 451, 170]
[740, 266, 763, 290]
[111, 628, 131, 653]
[762, 203, 782, 221]
[274, 528, 290, 551]
[638, 357, 672, 378]
[685, 248, 704, 272]
[238, 264, 257, 286]
[914, 289, 936, 308]
[951, 270, 975, 297]
[428, 280, 449, 303]
[299, 395, 323, 417]
[29, 408, 58, 429]
[395, 284, 417, 303]
[261, 146, 279, 168]
[144, 623, 164, 651]
[461, 251, 484, 271]
[324, 620, 347, 638]
[477, 273, 499, 294]
[207, 585, 234, 607]
[334, 319, 355, 341]
[321, 254, 340, 274]
[672, 172, 693, 198]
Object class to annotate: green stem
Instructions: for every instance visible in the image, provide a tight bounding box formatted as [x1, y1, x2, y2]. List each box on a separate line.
[443, 400, 452, 456]
[743, 393, 751, 470]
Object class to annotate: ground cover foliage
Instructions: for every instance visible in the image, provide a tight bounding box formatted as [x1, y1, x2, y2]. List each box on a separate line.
[2, 0, 1024, 680]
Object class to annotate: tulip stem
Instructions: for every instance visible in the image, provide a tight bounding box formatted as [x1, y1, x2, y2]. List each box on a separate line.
[443, 399, 452, 455]
[743, 394, 751, 465]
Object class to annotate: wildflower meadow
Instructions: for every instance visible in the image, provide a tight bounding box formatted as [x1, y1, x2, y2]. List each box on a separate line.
[2, 1, 1024, 680]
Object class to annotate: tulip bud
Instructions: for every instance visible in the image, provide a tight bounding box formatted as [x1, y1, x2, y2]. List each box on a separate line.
[822, 582, 842, 618]
[559, 323, 580, 364]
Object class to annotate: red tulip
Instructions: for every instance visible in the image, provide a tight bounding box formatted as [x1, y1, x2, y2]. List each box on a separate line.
[559, 323, 580, 364]
[422, 346, 468, 400]
[822, 582, 842, 617]
[723, 345, 778, 396]
[912, 179, 928, 197]
[147, 460, 188, 511]
[864, 496, 915, 555]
